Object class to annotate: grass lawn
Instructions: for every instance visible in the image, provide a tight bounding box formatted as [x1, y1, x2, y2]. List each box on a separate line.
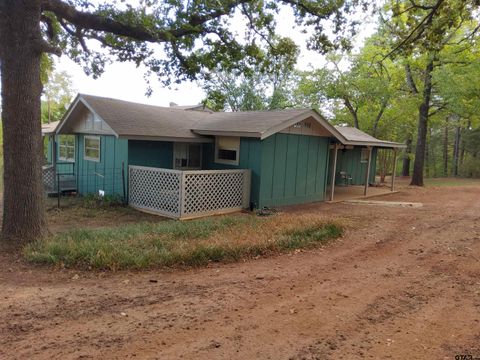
[25, 212, 343, 270]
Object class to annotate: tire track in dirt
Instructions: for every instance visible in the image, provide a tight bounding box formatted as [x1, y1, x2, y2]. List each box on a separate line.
[1, 184, 480, 359]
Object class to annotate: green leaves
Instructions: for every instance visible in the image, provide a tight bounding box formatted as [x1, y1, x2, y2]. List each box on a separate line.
[42, 0, 369, 87]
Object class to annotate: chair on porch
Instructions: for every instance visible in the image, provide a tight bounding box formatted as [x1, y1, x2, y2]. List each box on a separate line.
[338, 171, 353, 186]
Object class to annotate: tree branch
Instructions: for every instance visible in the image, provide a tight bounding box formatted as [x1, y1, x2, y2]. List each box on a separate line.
[42, 0, 249, 43]
[383, 0, 444, 59]
[405, 63, 419, 94]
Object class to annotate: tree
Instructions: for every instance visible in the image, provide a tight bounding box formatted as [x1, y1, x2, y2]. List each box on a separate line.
[202, 37, 299, 111]
[382, 0, 479, 186]
[294, 34, 417, 141]
[42, 66, 76, 123]
[0, 0, 367, 245]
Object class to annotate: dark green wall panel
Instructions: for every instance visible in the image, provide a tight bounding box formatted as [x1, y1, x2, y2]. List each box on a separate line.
[284, 135, 299, 198]
[328, 147, 378, 186]
[76, 134, 128, 197]
[259, 134, 330, 208]
[128, 140, 173, 169]
[203, 138, 262, 206]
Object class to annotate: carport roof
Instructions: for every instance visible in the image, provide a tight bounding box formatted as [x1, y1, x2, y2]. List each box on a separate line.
[334, 126, 406, 148]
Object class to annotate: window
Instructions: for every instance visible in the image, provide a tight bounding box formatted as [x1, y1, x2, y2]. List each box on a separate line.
[174, 143, 202, 169]
[84, 136, 100, 162]
[215, 136, 240, 165]
[58, 135, 75, 162]
[85, 112, 94, 130]
[361, 148, 370, 163]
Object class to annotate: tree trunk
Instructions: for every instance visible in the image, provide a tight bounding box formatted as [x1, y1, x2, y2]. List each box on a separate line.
[402, 136, 412, 177]
[0, 0, 48, 246]
[443, 117, 448, 176]
[410, 59, 434, 186]
[430, 127, 437, 178]
[372, 99, 388, 137]
[343, 97, 359, 129]
[459, 119, 470, 168]
[425, 129, 430, 178]
[452, 125, 461, 177]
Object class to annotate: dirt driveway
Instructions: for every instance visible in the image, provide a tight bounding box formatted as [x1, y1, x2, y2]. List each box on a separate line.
[1, 181, 480, 359]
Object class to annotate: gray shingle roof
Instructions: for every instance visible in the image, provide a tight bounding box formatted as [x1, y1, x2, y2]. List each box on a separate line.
[58, 94, 405, 148]
[42, 121, 60, 135]
[334, 126, 405, 148]
[81, 94, 209, 139]
[192, 108, 312, 136]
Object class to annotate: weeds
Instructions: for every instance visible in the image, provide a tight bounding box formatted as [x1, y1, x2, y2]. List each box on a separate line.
[25, 214, 343, 270]
[81, 193, 125, 208]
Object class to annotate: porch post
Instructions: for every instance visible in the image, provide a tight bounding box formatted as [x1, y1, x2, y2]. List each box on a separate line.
[391, 148, 397, 192]
[330, 144, 338, 201]
[51, 134, 57, 167]
[364, 146, 372, 196]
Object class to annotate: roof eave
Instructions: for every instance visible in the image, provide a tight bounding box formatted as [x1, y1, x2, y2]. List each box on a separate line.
[118, 134, 213, 143]
[192, 130, 262, 138]
[343, 141, 407, 149]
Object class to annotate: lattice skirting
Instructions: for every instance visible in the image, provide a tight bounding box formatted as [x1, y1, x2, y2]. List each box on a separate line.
[129, 166, 251, 219]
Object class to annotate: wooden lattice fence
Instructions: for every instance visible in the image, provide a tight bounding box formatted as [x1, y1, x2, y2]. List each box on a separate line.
[128, 165, 251, 219]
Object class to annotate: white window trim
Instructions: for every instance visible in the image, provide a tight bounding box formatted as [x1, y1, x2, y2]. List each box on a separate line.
[173, 142, 203, 170]
[360, 148, 369, 163]
[58, 135, 75, 162]
[84, 135, 101, 162]
[215, 136, 240, 166]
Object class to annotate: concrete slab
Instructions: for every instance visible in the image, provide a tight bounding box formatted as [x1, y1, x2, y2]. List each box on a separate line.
[343, 200, 423, 208]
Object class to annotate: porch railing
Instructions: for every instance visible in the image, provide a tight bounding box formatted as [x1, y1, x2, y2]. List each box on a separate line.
[42, 162, 76, 194]
[128, 165, 251, 219]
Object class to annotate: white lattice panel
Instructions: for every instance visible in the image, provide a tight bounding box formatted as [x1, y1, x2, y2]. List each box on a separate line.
[129, 166, 182, 217]
[182, 170, 250, 216]
[43, 165, 56, 193]
[128, 166, 250, 219]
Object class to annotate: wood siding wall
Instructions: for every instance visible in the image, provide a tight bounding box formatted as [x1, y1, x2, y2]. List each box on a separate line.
[76, 134, 128, 196]
[259, 134, 330, 207]
[331, 147, 378, 185]
[128, 140, 173, 169]
[203, 138, 262, 206]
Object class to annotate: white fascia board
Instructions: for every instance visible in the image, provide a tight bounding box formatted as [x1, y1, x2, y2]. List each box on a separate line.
[119, 135, 214, 143]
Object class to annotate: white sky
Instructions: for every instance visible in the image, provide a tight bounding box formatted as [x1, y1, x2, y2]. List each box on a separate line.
[56, 5, 378, 107]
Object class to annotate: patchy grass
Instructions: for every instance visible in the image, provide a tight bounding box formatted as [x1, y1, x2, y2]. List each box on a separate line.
[45, 196, 162, 233]
[24, 214, 343, 270]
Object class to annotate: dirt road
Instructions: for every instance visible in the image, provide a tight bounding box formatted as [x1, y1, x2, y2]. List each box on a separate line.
[1, 182, 480, 359]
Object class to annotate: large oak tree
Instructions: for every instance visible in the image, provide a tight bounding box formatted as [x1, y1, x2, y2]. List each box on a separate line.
[384, 0, 479, 186]
[0, 0, 366, 245]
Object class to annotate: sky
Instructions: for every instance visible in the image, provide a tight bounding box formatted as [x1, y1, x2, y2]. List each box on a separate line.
[55, 4, 378, 108]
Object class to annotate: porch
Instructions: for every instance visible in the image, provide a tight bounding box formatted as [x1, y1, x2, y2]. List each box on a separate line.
[328, 144, 399, 202]
[326, 185, 396, 203]
[128, 165, 251, 219]
[42, 162, 76, 195]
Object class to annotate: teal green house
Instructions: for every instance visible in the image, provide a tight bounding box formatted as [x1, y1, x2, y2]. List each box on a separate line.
[46, 94, 404, 218]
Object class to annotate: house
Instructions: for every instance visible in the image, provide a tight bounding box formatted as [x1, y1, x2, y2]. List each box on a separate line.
[47, 94, 405, 219]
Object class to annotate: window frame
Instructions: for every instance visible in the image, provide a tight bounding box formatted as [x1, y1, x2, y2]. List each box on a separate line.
[360, 148, 370, 163]
[83, 135, 101, 162]
[173, 142, 202, 170]
[215, 136, 240, 166]
[58, 135, 75, 162]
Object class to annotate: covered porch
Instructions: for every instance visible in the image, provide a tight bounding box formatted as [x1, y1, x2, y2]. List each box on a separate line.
[327, 142, 403, 202]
